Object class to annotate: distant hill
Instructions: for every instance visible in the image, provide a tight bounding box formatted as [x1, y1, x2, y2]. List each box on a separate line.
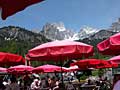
[0, 25, 118, 57]
[1, 18, 120, 66]
[0, 26, 50, 56]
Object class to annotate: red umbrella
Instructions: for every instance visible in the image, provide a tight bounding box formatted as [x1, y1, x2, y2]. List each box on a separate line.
[33, 64, 66, 73]
[26, 40, 94, 61]
[108, 55, 120, 64]
[8, 65, 34, 74]
[107, 61, 118, 68]
[0, 67, 7, 73]
[71, 59, 117, 69]
[0, 52, 25, 66]
[0, 0, 44, 20]
[97, 32, 120, 55]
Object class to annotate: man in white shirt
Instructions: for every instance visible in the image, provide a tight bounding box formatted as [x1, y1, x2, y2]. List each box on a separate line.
[31, 79, 40, 90]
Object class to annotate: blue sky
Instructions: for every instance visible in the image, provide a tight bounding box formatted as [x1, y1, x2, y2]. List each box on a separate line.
[0, 0, 120, 32]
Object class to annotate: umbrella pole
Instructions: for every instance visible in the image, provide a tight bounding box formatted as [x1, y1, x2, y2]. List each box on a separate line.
[25, 59, 27, 66]
[60, 56, 64, 89]
[60, 59, 63, 82]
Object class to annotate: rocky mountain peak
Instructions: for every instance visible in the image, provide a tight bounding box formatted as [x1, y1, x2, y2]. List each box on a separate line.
[108, 18, 120, 32]
[42, 22, 66, 32]
[76, 26, 99, 40]
[41, 22, 74, 40]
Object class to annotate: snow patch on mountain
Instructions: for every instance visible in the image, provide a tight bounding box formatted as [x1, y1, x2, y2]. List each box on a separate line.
[66, 33, 79, 41]
[77, 26, 100, 39]
[56, 25, 66, 31]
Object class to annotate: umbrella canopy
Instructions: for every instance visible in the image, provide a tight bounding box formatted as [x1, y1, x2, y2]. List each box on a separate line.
[97, 32, 120, 55]
[62, 65, 79, 72]
[0, 52, 25, 66]
[0, 0, 44, 20]
[8, 65, 34, 74]
[33, 64, 66, 73]
[0, 67, 7, 73]
[107, 61, 118, 68]
[108, 55, 120, 64]
[71, 59, 117, 69]
[26, 40, 94, 61]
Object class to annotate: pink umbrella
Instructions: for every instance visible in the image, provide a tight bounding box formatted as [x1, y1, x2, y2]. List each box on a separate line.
[97, 32, 120, 55]
[0, 0, 44, 20]
[71, 59, 117, 69]
[8, 65, 34, 74]
[0, 67, 7, 73]
[33, 64, 66, 73]
[26, 40, 94, 61]
[0, 52, 25, 66]
[108, 55, 120, 64]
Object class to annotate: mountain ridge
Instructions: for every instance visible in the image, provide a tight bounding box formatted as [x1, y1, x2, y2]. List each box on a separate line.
[1, 18, 120, 56]
[0, 26, 50, 56]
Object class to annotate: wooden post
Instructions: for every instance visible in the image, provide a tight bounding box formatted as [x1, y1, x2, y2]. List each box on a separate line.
[25, 56, 28, 66]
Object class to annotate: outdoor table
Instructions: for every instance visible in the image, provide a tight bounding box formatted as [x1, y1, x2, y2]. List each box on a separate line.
[80, 85, 96, 90]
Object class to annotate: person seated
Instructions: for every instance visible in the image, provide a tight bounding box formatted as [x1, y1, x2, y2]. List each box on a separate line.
[87, 79, 93, 85]
[23, 74, 32, 89]
[40, 77, 49, 90]
[53, 78, 60, 90]
[31, 79, 40, 90]
[83, 79, 93, 86]
[65, 81, 75, 90]
[48, 77, 56, 90]
[5, 76, 20, 90]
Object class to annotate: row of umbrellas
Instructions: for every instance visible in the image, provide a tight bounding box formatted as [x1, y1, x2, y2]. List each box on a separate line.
[1, 32, 120, 70]
[0, 59, 118, 74]
[0, 64, 78, 74]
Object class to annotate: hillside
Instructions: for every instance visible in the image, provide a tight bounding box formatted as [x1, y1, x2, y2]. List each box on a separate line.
[0, 26, 50, 56]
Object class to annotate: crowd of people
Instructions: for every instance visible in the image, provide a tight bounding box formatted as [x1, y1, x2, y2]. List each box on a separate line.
[0, 71, 118, 90]
[0, 73, 64, 90]
[0, 71, 83, 90]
